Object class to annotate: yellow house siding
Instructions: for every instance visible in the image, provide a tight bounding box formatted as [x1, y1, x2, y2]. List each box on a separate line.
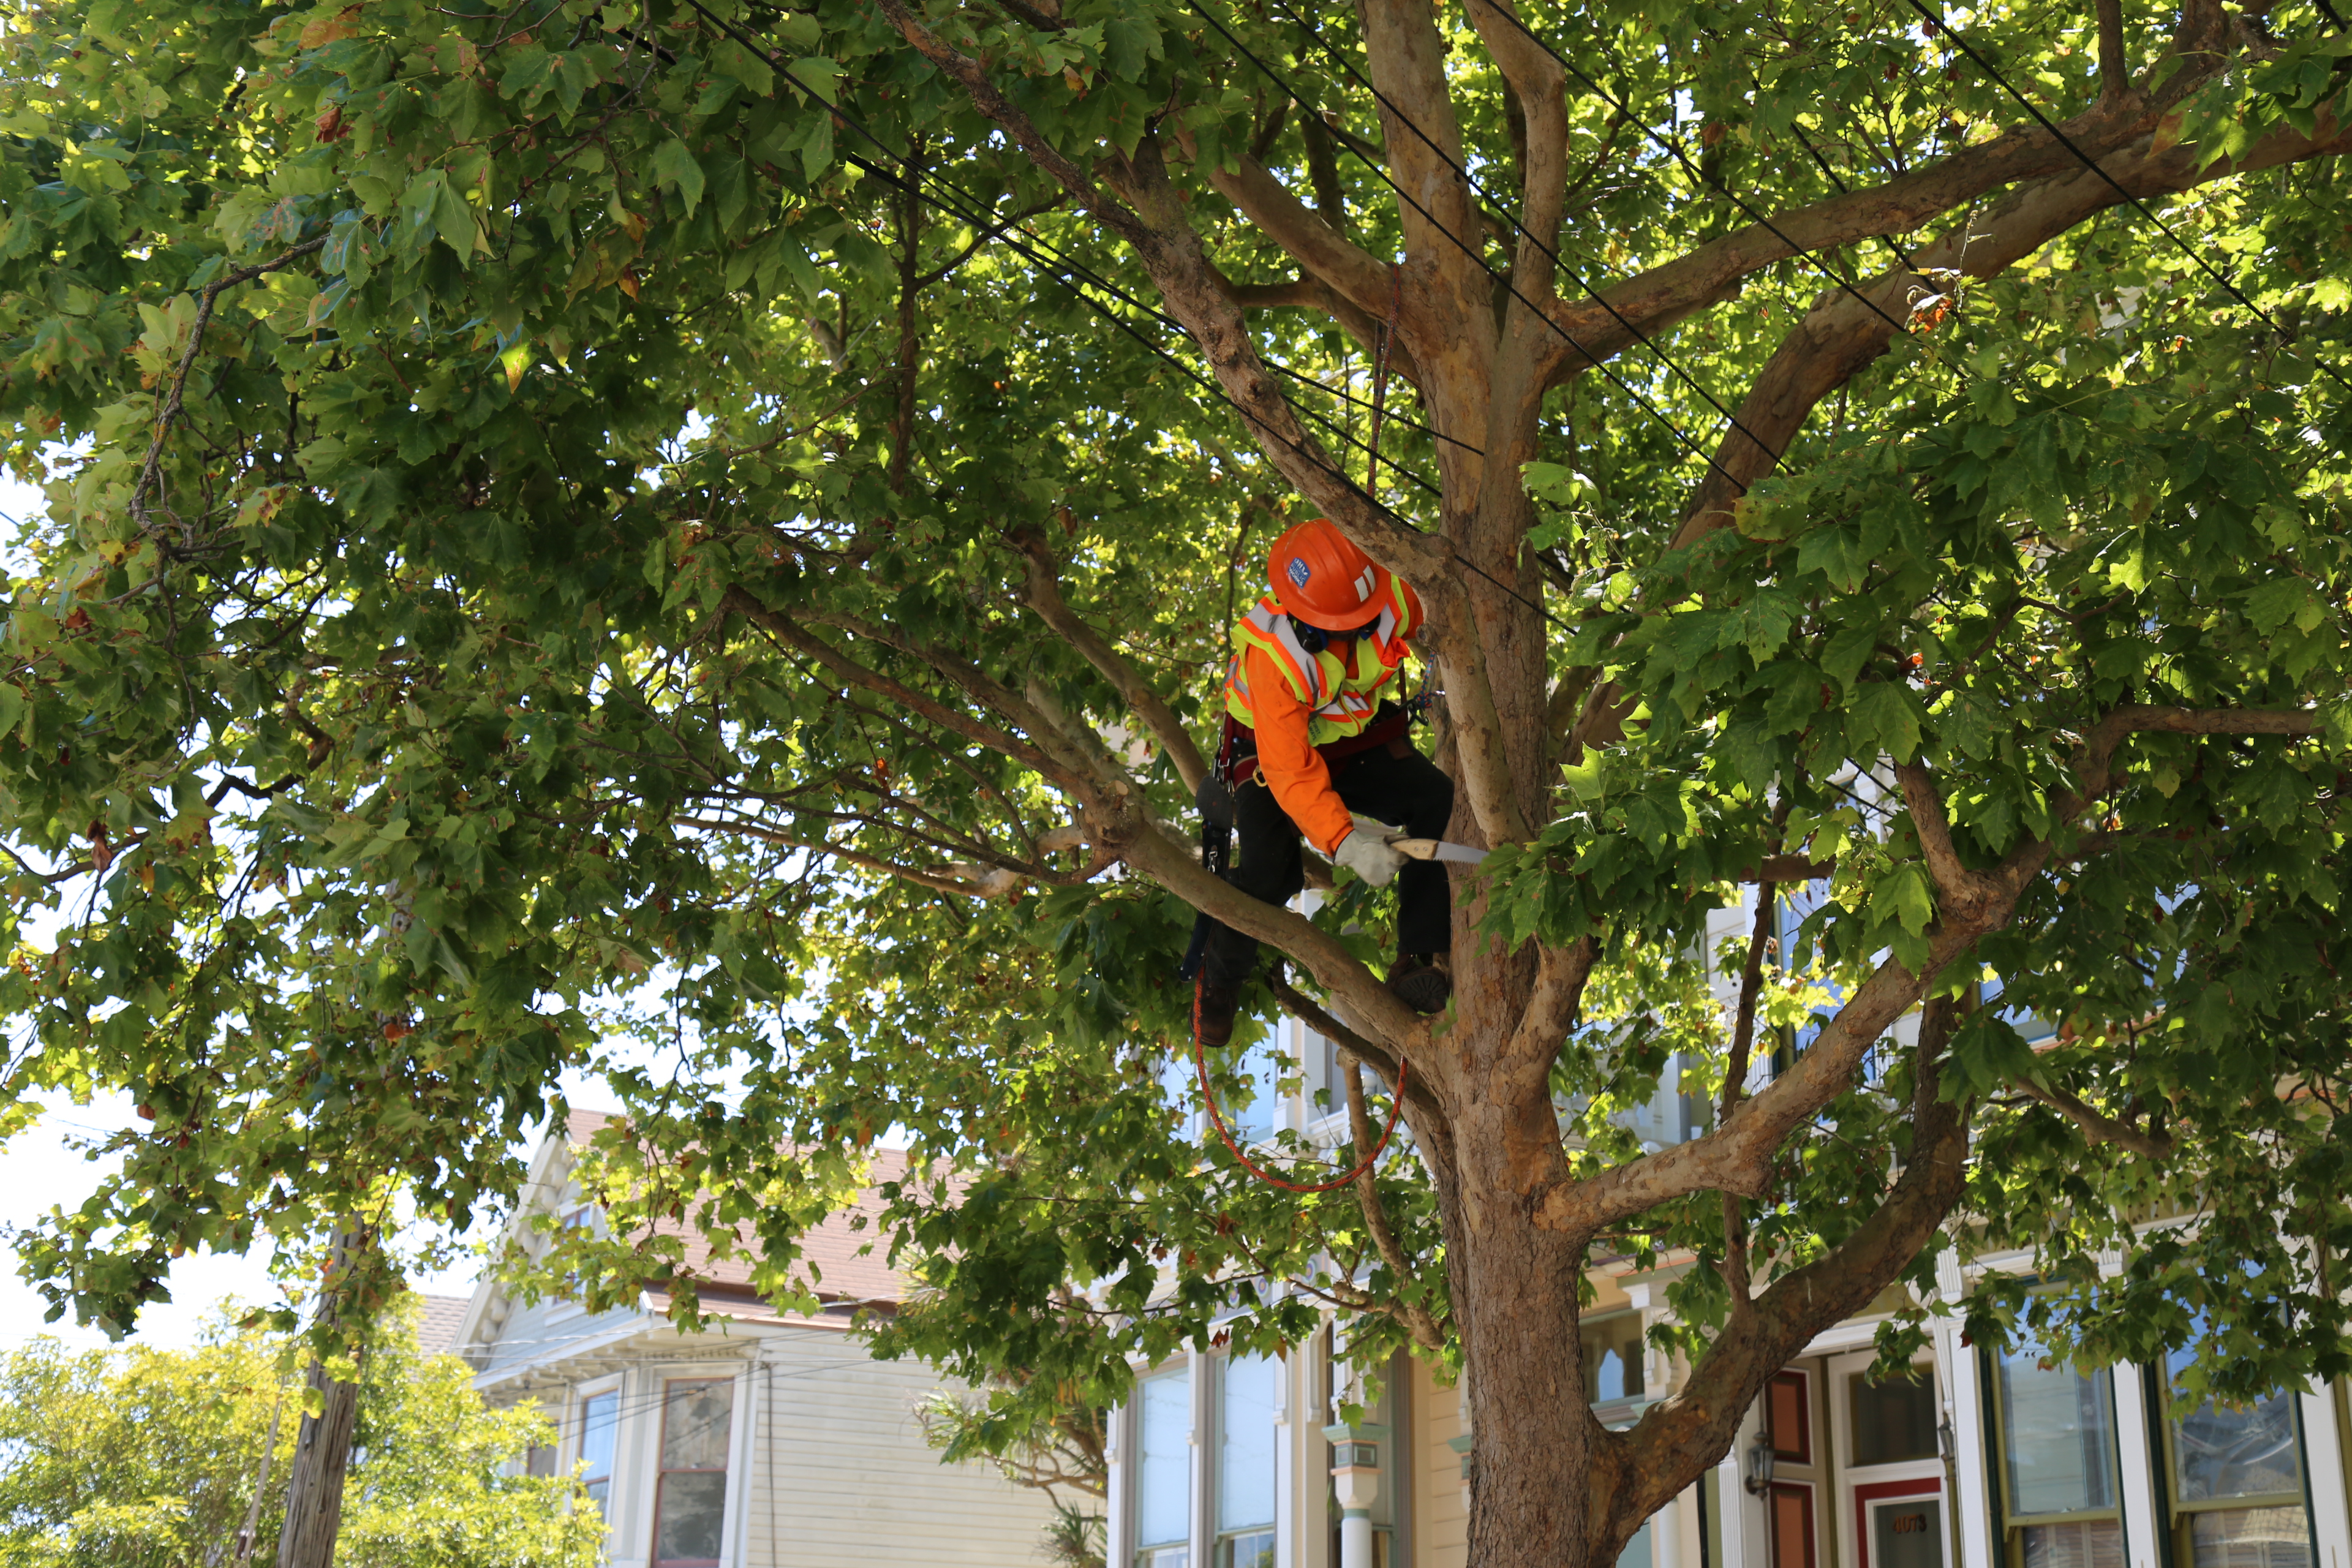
[1414, 1355, 1468, 1568]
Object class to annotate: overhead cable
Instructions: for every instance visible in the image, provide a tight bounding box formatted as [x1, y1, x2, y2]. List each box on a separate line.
[1893, 0, 2352, 398]
[1183, 0, 1762, 494]
[1245, 0, 1788, 473]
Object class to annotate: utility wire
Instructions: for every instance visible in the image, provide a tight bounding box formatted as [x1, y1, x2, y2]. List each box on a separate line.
[677, 0, 1576, 633]
[1240, 0, 1787, 473]
[1468, 0, 1925, 350]
[845, 146, 1582, 633]
[1183, 0, 1760, 495]
[1894, 0, 2352, 398]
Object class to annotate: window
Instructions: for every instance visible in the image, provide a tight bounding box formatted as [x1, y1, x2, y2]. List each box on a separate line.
[578, 1390, 617, 1513]
[652, 1378, 734, 1568]
[1988, 1340, 2122, 1568]
[1218, 1356, 1276, 1568]
[1849, 1370, 1939, 1464]
[553, 1205, 597, 1310]
[1583, 1314, 1645, 1407]
[2162, 1349, 2313, 1568]
[1136, 1366, 1193, 1568]
[1765, 1368, 1818, 1568]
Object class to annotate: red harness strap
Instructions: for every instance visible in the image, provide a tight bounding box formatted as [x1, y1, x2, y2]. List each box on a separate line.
[1190, 974, 1408, 1194]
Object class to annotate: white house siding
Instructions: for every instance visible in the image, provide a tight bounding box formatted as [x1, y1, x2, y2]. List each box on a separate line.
[743, 1326, 1060, 1568]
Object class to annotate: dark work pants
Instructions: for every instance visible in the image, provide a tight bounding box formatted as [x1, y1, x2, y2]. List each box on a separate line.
[1201, 741, 1457, 990]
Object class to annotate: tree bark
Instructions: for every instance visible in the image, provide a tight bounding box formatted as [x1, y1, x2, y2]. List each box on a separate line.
[273, 1352, 363, 1568]
[1446, 1121, 1594, 1566]
[275, 1227, 372, 1568]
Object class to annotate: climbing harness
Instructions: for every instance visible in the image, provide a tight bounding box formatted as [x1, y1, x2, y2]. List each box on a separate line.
[1190, 970, 1409, 1194]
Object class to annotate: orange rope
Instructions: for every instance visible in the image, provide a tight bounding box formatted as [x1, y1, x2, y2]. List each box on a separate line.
[1191, 975, 1408, 1194]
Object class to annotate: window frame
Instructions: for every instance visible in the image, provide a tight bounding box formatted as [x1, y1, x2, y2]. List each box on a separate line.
[1213, 1352, 1278, 1567]
[1982, 1340, 2125, 1568]
[1582, 1309, 1648, 1414]
[575, 1381, 621, 1516]
[1131, 1361, 1194, 1568]
[2154, 1364, 2317, 1568]
[649, 1374, 737, 1568]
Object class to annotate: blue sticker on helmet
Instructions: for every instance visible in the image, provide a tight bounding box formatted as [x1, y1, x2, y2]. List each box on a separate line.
[1286, 557, 1312, 589]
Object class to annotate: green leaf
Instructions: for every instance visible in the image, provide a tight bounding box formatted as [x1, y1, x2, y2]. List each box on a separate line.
[1872, 861, 1936, 937]
[1849, 681, 1923, 763]
[653, 138, 707, 218]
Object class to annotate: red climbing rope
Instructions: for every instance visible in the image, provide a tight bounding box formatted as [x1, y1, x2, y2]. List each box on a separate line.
[1191, 974, 1409, 1194]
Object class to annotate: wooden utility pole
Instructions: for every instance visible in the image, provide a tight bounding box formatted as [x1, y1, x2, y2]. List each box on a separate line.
[274, 1225, 375, 1568]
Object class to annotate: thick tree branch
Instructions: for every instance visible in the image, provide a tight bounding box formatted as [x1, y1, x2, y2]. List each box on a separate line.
[1362, 0, 1486, 310]
[2010, 1078, 2174, 1159]
[1896, 761, 2002, 918]
[2060, 704, 2323, 817]
[1464, 0, 1570, 306]
[1183, 143, 1392, 317]
[1667, 107, 2352, 549]
[1123, 822, 1433, 1054]
[1503, 937, 1599, 1073]
[1604, 999, 1969, 1537]
[1532, 42, 2234, 379]
[1533, 832, 2042, 1235]
[1009, 532, 1210, 794]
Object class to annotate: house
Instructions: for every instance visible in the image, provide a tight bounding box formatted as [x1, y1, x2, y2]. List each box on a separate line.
[448, 1110, 1060, 1568]
[1106, 892, 2352, 1568]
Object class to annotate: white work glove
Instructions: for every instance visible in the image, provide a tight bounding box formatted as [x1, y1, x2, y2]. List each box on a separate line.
[1332, 815, 1407, 888]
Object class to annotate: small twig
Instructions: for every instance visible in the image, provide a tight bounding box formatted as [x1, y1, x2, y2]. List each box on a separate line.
[131, 236, 329, 543]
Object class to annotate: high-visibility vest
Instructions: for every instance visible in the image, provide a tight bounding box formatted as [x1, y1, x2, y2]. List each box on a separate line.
[1221, 576, 1422, 747]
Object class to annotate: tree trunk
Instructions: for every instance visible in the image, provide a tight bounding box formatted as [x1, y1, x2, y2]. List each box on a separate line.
[1447, 1101, 1598, 1568]
[274, 1351, 363, 1568]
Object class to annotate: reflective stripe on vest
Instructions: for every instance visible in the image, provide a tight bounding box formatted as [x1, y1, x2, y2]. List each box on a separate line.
[1222, 584, 1417, 745]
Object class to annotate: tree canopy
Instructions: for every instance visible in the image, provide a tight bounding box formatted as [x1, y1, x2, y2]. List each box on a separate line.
[3, 0, 2351, 1561]
[0, 1302, 598, 1566]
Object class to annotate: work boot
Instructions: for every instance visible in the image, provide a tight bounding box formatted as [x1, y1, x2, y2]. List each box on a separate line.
[1194, 974, 1242, 1047]
[1387, 953, 1451, 1015]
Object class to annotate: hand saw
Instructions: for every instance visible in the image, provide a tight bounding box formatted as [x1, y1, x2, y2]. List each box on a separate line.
[1385, 835, 1490, 867]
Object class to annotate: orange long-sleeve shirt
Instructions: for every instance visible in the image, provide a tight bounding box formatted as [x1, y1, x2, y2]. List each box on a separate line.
[1242, 640, 1392, 854]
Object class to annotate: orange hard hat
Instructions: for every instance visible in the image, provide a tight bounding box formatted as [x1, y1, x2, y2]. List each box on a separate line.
[1267, 519, 1382, 630]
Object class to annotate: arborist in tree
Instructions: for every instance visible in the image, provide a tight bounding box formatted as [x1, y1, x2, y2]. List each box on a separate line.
[1193, 519, 1457, 1047]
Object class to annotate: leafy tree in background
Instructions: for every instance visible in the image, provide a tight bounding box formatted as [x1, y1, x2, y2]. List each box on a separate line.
[0, 1302, 598, 1566]
[2, 0, 2350, 1562]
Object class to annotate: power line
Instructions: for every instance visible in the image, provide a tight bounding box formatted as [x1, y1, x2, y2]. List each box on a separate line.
[1241, 0, 1789, 473]
[1182, 0, 1761, 496]
[1894, 0, 2352, 398]
[676, 0, 1577, 632]
[1467, 0, 1924, 349]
